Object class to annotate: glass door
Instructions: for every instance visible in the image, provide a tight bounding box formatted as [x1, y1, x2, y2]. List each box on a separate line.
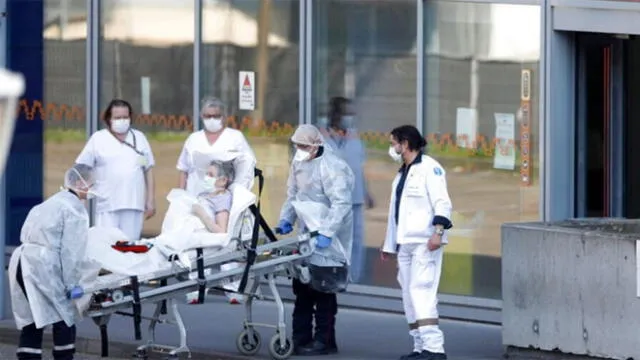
[575, 33, 625, 218]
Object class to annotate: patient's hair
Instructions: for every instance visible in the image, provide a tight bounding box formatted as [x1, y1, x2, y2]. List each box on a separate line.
[209, 160, 235, 187]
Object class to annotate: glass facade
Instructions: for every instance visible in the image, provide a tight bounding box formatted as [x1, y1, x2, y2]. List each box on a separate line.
[42, 0, 87, 198]
[423, 2, 541, 298]
[14, 0, 542, 303]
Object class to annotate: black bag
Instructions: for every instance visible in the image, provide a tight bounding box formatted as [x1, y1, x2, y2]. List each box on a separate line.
[308, 263, 349, 294]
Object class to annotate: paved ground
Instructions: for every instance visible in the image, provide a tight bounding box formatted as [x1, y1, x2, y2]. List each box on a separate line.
[0, 342, 130, 359]
[0, 294, 504, 360]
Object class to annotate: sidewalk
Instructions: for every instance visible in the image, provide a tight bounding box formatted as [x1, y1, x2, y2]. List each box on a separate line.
[0, 294, 504, 360]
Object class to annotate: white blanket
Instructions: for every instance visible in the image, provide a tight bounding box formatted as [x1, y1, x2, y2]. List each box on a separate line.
[84, 185, 257, 277]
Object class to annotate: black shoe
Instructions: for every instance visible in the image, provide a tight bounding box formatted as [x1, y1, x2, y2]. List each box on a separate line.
[294, 340, 338, 356]
[415, 350, 447, 360]
[399, 351, 423, 360]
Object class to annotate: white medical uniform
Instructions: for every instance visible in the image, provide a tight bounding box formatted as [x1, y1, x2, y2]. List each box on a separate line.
[76, 128, 155, 241]
[382, 154, 453, 355]
[177, 128, 256, 193]
[177, 128, 256, 302]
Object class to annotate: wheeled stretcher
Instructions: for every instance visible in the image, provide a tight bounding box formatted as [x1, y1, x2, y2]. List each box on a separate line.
[81, 169, 315, 360]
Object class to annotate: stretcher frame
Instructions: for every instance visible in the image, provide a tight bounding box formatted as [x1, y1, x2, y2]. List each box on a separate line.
[83, 168, 313, 360]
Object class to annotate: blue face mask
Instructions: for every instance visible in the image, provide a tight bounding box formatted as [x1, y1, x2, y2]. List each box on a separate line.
[341, 115, 355, 129]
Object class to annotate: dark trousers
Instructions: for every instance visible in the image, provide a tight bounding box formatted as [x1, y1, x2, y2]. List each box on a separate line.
[16, 261, 76, 360]
[292, 279, 338, 347]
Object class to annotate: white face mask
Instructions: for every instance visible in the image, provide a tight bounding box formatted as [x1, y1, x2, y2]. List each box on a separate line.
[203, 117, 223, 133]
[202, 175, 217, 192]
[293, 149, 312, 162]
[388, 146, 403, 163]
[111, 118, 131, 134]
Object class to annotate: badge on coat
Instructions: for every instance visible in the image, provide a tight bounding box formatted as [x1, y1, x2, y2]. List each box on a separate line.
[137, 155, 148, 167]
[433, 167, 443, 176]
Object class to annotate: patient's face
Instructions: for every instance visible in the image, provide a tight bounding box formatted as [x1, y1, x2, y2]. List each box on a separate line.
[206, 166, 228, 189]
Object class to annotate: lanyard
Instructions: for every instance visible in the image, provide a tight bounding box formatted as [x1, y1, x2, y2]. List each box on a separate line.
[111, 130, 144, 156]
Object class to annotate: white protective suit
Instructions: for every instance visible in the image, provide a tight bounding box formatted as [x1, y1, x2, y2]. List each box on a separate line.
[279, 147, 355, 268]
[8, 190, 92, 330]
[382, 154, 453, 355]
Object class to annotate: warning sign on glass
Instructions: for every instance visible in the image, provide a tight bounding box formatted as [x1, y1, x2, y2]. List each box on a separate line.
[239, 71, 256, 111]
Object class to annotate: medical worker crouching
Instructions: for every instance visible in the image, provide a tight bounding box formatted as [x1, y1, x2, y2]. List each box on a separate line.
[8, 164, 96, 360]
[75, 99, 156, 241]
[380, 125, 453, 360]
[177, 96, 256, 304]
[275, 124, 355, 356]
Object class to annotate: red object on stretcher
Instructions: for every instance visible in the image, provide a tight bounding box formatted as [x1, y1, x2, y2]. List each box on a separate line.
[111, 240, 151, 254]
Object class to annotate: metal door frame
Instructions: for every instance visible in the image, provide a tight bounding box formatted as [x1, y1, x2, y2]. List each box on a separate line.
[574, 33, 625, 218]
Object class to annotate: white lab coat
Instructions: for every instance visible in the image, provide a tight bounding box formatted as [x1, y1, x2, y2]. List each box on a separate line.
[8, 191, 90, 330]
[75, 129, 155, 213]
[382, 154, 453, 253]
[176, 129, 256, 194]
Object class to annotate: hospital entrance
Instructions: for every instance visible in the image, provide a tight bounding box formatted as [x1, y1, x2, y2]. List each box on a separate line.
[574, 33, 640, 218]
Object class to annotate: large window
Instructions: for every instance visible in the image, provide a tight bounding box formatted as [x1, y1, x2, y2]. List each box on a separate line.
[99, 0, 195, 236]
[312, 0, 418, 285]
[201, 0, 300, 227]
[42, 0, 87, 198]
[423, 2, 541, 299]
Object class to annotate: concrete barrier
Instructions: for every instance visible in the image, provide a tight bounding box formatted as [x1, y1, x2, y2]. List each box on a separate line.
[502, 219, 640, 360]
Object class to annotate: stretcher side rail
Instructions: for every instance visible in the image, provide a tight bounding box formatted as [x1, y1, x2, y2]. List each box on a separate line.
[86, 234, 312, 359]
[88, 241, 311, 313]
[82, 232, 303, 295]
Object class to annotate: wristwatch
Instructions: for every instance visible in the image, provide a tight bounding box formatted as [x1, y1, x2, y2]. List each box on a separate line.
[435, 228, 445, 236]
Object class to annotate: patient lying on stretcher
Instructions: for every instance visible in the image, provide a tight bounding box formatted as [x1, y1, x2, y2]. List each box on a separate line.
[83, 160, 256, 279]
[190, 160, 234, 234]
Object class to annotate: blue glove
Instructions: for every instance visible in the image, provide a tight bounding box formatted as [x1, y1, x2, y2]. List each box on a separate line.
[67, 286, 84, 300]
[316, 235, 332, 249]
[275, 220, 293, 235]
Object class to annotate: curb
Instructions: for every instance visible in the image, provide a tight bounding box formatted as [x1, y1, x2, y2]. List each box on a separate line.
[0, 326, 249, 360]
[505, 346, 610, 360]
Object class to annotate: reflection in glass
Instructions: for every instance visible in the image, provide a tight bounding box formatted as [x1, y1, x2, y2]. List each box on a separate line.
[312, 0, 418, 285]
[42, 0, 87, 198]
[201, 0, 300, 227]
[100, 0, 195, 237]
[424, 2, 541, 299]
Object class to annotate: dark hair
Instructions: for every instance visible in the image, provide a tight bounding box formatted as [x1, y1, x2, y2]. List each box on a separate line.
[390, 125, 427, 151]
[103, 99, 133, 126]
[328, 96, 350, 129]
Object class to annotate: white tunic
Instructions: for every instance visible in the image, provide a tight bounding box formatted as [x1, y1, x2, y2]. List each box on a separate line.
[76, 129, 155, 213]
[176, 128, 256, 193]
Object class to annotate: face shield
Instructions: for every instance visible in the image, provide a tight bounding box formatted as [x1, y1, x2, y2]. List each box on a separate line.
[0, 69, 26, 177]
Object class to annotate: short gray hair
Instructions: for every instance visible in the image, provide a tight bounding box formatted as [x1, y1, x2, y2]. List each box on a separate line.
[209, 160, 235, 187]
[200, 96, 227, 117]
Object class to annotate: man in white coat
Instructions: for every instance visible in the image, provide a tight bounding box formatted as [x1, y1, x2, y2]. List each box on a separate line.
[9, 164, 96, 360]
[380, 125, 453, 360]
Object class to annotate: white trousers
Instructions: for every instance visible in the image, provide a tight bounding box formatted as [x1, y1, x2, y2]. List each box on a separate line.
[397, 243, 445, 354]
[95, 209, 144, 241]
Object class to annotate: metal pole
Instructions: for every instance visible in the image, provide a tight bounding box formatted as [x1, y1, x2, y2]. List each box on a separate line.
[416, 0, 424, 134]
[304, 0, 313, 125]
[298, 0, 305, 125]
[0, 0, 7, 321]
[193, 0, 202, 131]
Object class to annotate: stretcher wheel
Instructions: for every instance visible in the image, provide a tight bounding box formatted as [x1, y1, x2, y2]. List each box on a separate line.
[132, 349, 148, 359]
[298, 243, 312, 256]
[112, 289, 125, 302]
[268, 334, 293, 360]
[236, 329, 261, 356]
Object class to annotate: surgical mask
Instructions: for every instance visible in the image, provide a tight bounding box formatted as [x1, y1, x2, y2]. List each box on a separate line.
[341, 115, 355, 129]
[202, 175, 217, 192]
[111, 118, 130, 134]
[293, 149, 312, 162]
[203, 117, 223, 132]
[388, 146, 403, 163]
